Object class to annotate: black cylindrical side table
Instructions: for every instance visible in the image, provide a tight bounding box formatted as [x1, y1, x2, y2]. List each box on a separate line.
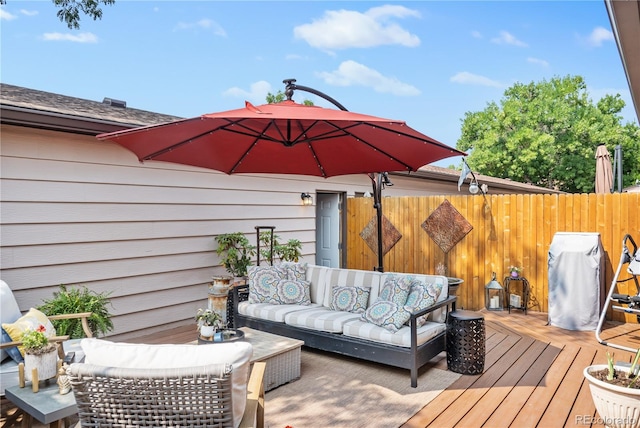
[446, 310, 485, 375]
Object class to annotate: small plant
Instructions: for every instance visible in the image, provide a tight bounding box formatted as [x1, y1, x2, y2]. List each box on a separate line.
[195, 308, 223, 329]
[38, 284, 114, 338]
[508, 266, 522, 276]
[21, 325, 57, 355]
[259, 231, 302, 264]
[602, 350, 640, 388]
[215, 233, 256, 277]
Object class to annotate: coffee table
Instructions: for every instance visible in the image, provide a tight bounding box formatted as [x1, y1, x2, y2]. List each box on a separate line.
[4, 381, 76, 427]
[239, 327, 304, 391]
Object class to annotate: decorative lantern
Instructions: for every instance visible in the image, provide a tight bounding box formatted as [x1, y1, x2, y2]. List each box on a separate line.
[485, 272, 504, 311]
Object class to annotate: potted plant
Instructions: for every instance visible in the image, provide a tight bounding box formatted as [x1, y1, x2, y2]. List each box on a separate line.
[215, 233, 256, 278]
[22, 325, 58, 382]
[195, 308, 224, 338]
[37, 285, 113, 338]
[508, 265, 522, 278]
[258, 231, 302, 264]
[584, 351, 640, 428]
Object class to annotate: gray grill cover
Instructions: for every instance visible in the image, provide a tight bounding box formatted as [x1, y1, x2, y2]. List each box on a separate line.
[548, 232, 604, 331]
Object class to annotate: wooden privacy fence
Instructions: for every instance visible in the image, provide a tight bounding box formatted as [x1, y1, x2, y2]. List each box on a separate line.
[346, 193, 639, 321]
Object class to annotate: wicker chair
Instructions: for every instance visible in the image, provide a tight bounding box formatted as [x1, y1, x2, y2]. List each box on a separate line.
[67, 361, 265, 428]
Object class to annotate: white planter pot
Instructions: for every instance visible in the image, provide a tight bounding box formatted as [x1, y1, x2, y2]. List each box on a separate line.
[584, 365, 640, 428]
[200, 325, 215, 338]
[24, 349, 58, 381]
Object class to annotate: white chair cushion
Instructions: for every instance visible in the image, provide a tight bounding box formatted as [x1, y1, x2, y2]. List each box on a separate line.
[238, 301, 320, 322]
[80, 338, 253, 427]
[342, 319, 446, 347]
[284, 307, 361, 333]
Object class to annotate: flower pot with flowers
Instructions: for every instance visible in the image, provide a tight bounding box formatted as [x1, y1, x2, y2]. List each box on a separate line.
[584, 351, 640, 428]
[21, 325, 58, 384]
[508, 266, 522, 278]
[195, 308, 224, 338]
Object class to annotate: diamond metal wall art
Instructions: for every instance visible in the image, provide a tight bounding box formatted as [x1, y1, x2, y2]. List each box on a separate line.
[359, 214, 402, 257]
[422, 199, 473, 253]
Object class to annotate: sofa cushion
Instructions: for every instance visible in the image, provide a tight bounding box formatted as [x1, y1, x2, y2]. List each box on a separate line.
[279, 262, 307, 282]
[378, 273, 414, 306]
[2, 308, 56, 359]
[80, 338, 253, 427]
[284, 307, 361, 333]
[238, 301, 319, 322]
[329, 286, 370, 314]
[247, 265, 289, 303]
[361, 300, 411, 332]
[268, 279, 311, 305]
[305, 264, 330, 304]
[342, 319, 446, 348]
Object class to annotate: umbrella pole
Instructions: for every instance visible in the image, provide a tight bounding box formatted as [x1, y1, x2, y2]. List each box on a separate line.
[370, 173, 385, 273]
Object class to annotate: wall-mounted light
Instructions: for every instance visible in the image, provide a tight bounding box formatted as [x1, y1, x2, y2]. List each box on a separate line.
[301, 193, 313, 206]
[469, 180, 480, 194]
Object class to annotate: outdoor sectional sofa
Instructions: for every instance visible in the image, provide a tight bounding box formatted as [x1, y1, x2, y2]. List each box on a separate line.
[232, 263, 456, 387]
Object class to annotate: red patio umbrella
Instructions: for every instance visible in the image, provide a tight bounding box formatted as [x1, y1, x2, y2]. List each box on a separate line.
[96, 100, 464, 178]
[97, 94, 465, 272]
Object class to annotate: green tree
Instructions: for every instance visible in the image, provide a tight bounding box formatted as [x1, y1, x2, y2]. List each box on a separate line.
[456, 75, 640, 193]
[0, 0, 115, 29]
[266, 90, 314, 105]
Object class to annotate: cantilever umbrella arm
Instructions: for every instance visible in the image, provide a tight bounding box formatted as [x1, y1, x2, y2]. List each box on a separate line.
[284, 79, 386, 272]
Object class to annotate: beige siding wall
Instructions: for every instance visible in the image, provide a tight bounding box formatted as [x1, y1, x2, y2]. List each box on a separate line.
[0, 125, 452, 340]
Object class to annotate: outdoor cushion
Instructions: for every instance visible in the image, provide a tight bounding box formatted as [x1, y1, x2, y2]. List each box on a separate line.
[80, 338, 253, 426]
[378, 273, 414, 306]
[342, 319, 446, 348]
[305, 264, 330, 304]
[361, 299, 411, 332]
[284, 306, 361, 333]
[238, 301, 319, 322]
[268, 278, 312, 305]
[321, 268, 381, 307]
[329, 286, 370, 314]
[404, 279, 444, 327]
[248, 265, 289, 303]
[0, 280, 22, 363]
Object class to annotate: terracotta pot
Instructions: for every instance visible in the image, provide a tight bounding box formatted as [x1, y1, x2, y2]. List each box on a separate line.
[24, 349, 58, 381]
[584, 364, 640, 428]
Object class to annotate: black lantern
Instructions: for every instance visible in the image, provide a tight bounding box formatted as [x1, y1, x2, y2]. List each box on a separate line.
[485, 272, 504, 311]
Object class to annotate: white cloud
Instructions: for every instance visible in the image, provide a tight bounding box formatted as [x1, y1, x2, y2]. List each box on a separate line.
[471, 30, 482, 39]
[20, 9, 38, 16]
[527, 57, 549, 67]
[294, 5, 420, 51]
[42, 32, 98, 43]
[222, 80, 273, 105]
[0, 8, 17, 21]
[316, 60, 421, 96]
[450, 72, 503, 88]
[174, 19, 226, 37]
[587, 26, 613, 47]
[491, 31, 528, 47]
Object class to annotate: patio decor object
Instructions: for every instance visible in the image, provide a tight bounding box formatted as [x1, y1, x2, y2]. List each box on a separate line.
[422, 199, 474, 254]
[584, 364, 640, 428]
[97, 78, 465, 272]
[505, 275, 530, 314]
[484, 273, 505, 311]
[446, 310, 485, 375]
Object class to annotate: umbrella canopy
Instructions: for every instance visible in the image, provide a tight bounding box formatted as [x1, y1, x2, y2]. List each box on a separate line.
[97, 100, 465, 177]
[595, 144, 613, 194]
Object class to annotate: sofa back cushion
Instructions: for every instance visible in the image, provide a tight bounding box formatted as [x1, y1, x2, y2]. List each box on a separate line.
[305, 264, 330, 304]
[81, 338, 253, 427]
[0, 280, 22, 362]
[322, 268, 382, 307]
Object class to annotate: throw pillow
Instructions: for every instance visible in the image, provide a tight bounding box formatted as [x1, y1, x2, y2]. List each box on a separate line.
[2, 308, 56, 359]
[279, 262, 308, 282]
[268, 279, 311, 305]
[1, 328, 24, 363]
[361, 299, 411, 332]
[378, 274, 413, 306]
[404, 280, 444, 327]
[247, 265, 289, 303]
[329, 286, 370, 314]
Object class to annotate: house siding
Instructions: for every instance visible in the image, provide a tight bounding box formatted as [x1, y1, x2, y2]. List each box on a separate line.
[1, 124, 458, 340]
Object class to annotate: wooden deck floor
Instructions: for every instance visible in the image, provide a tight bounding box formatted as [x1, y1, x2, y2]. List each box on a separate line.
[3, 309, 640, 427]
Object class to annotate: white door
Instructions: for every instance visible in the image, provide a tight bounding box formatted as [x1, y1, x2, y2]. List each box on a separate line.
[315, 193, 342, 267]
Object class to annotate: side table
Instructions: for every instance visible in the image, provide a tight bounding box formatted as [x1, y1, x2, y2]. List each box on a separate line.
[504, 276, 530, 314]
[4, 382, 77, 427]
[446, 310, 485, 375]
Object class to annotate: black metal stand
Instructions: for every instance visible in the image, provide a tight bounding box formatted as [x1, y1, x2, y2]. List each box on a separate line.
[255, 226, 275, 266]
[283, 78, 390, 272]
[504, 276, 530, 314]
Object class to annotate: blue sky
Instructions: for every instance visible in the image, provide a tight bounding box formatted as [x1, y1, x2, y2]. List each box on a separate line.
[1, 1, 636, 167]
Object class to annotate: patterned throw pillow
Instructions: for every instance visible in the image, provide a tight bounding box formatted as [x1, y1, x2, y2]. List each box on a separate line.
[378, 274, 413, 306]
[329, 286, 370, 313]
[361, 299, 411, 332]
[279, 262, 308, 282]
[404, 280, 444, 327]
[247, 265, 289, 303]
[268, 279, 312, 305]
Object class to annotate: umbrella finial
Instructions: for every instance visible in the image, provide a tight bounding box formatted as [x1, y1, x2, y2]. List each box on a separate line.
[283, 78, 297, 101]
